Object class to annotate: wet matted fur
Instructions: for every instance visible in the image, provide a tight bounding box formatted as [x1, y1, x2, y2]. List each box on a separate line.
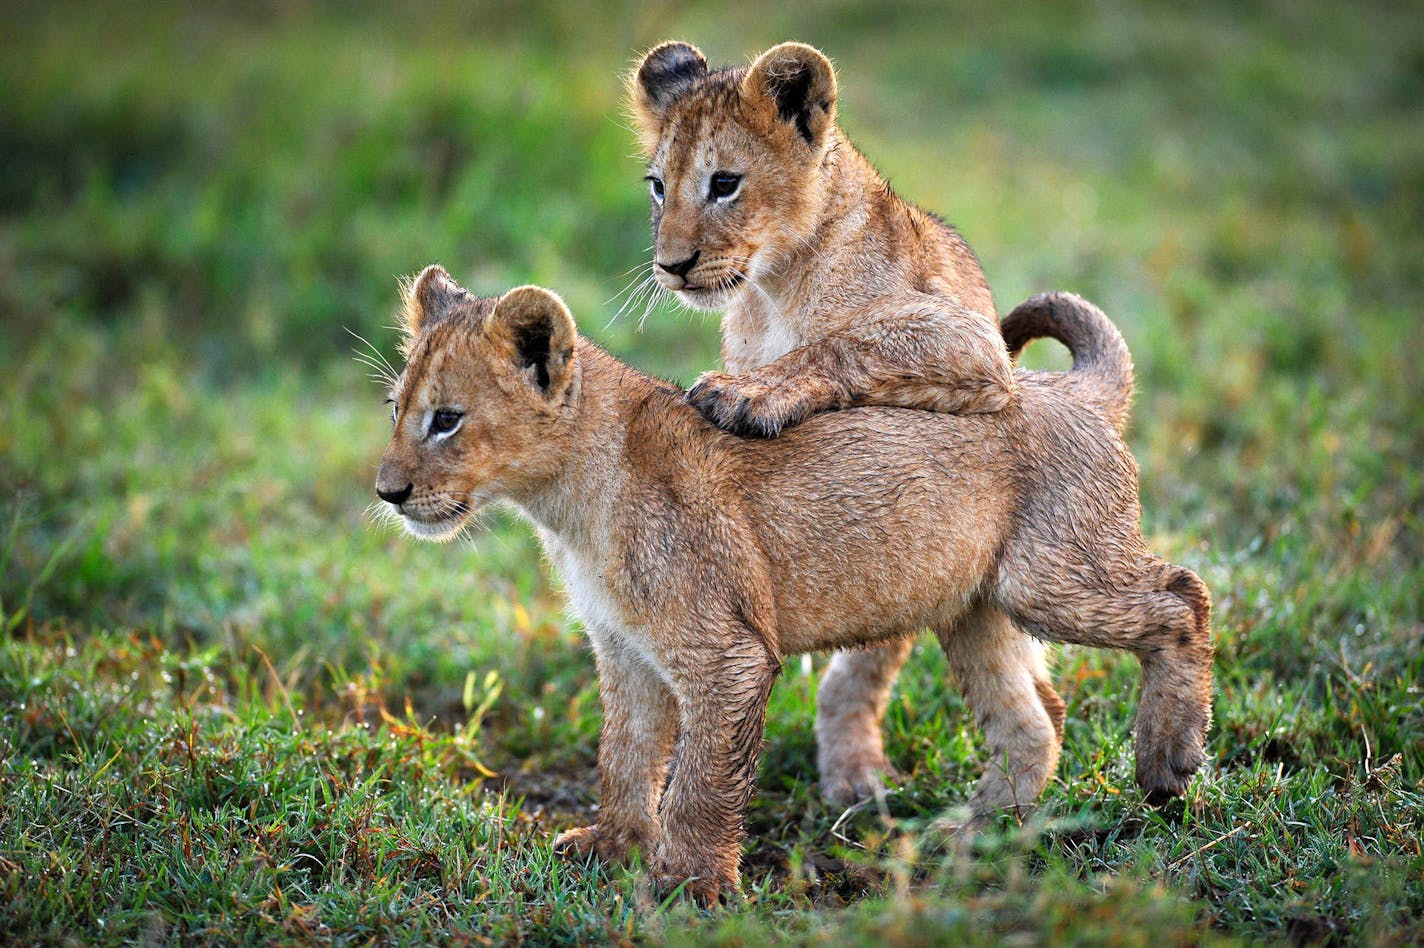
[374, 269, 1213, 904]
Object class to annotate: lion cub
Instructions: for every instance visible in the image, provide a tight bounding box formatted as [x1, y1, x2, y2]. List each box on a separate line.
[375, 267, 1213, 904]
[628, 40, 1010, 434]
[628, 40, 1050, 806]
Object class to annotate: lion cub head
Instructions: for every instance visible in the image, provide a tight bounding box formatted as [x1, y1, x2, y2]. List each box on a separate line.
[628, 41, 838, 309]
[375, 266, 578, 541]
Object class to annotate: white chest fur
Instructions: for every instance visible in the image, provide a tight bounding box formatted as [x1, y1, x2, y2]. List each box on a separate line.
[540, 528, 671, 683]
[755, 315, 802, 364]
[723, 295, 803, 372]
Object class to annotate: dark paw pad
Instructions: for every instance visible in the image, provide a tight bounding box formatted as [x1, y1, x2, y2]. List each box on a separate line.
[686, 375, 791, 437]
[723, 399, 786, 438]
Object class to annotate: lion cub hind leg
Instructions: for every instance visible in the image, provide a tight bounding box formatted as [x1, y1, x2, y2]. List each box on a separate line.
[814, 637, 915, 807]
[553, 645, 678, 867]
[997, 552, 1214, 801]
[1133, 567, 1213, 800]
[936, 601, 1062, 824]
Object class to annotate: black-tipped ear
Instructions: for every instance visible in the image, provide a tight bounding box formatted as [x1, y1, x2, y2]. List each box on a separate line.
[742, 42, 836, 145]
[401, 264, 471, 338]
[628, 41, 709, 148]
[490, 286, 578, 400]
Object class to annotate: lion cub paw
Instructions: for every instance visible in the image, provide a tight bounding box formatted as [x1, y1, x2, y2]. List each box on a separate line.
[649, 863, 738, 908]
[686, 371, 813, 438]
[1135, 743, 1207, 804]
[552, 824, 637, 866]
[820, 754, 900, 809]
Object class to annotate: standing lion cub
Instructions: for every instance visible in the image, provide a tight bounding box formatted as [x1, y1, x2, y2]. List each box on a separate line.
[375, 267, 1213, 905]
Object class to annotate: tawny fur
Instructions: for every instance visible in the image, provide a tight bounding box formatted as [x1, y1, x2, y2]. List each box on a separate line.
[629, 41, 1059, 806]
[375, 271, 1214, 905]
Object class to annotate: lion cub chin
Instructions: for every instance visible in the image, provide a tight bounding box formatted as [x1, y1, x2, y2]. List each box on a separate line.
[375, 266, 1214, 906]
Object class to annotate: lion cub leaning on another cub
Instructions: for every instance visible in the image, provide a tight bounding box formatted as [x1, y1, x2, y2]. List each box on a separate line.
[374, 266, 1213, 905]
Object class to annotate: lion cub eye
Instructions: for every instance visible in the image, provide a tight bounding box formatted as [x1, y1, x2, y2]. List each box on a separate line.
[430, 409, 463, 437]
[646, 175, 665, 205]
[709, 172, 742, 202]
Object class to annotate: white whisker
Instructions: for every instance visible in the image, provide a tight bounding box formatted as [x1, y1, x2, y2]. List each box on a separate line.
[353, 355, 399, 389]
[608, 273, 657, 329]
[747, 278, 784, 324]
[637, 282, 672, 331]
[345, 327, 400, 384]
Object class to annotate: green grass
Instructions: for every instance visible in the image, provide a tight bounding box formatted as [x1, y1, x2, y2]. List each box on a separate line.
[2, 0, 1422, 942]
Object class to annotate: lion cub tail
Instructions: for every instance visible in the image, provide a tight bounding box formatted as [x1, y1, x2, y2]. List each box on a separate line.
[1000, 291, 1134, 434]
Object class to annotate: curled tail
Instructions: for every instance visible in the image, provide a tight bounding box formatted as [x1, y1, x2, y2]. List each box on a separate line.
[1000, 291, 1134, 434]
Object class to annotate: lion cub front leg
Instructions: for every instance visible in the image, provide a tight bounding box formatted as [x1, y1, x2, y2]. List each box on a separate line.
[652, 638, 780, 905]
[686, 299, 1015, 437]
[553, 646, 677, 866]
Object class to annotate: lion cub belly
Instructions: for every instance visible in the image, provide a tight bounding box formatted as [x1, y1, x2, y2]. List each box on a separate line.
[770, 539, 996, 654]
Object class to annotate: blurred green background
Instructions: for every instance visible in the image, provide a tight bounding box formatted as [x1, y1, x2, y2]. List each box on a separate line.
[2, 0, 1421, 942]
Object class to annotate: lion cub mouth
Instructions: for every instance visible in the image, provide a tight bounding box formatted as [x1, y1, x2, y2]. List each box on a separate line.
[398, 501, 472, 542]
[676, 269, 747, 307]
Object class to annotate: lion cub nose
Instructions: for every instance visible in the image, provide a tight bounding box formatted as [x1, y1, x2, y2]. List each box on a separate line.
[377, 482, 413, 506]
[656, 250, 700, 279]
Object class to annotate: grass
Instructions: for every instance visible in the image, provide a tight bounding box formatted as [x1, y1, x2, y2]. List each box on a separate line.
[2, 0, 1422, 942]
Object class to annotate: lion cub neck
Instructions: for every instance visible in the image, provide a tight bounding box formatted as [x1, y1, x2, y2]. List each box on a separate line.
[515, 340, 707, 544]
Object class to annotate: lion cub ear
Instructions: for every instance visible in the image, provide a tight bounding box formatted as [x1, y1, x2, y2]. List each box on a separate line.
[628, 41, 709, 148]
[489, 286, 578, 401]
[742, 42, 837, 146]
[401, 264, 471, 339]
